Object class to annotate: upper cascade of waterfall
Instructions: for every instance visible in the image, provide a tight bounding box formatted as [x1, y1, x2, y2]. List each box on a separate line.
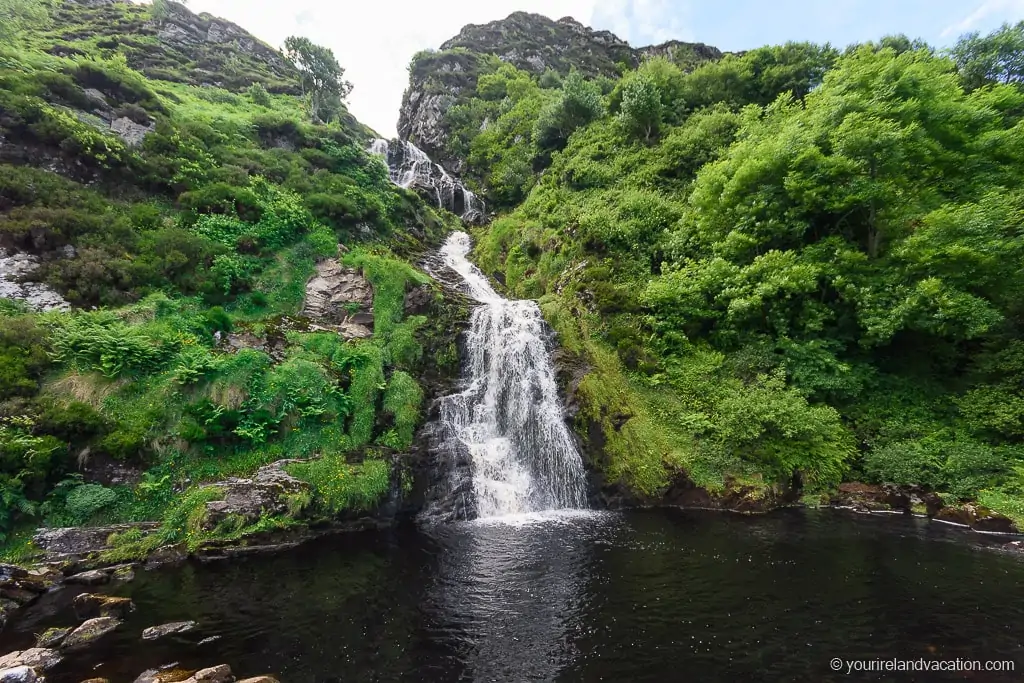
[369, 138, 484, 223]
[425, 232, 589, 520]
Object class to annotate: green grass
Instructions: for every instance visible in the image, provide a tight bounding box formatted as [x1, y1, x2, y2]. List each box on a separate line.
[286, 456, 391, 515]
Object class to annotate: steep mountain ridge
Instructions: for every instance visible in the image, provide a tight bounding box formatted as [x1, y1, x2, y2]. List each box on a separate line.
[398, 11, 723, 173]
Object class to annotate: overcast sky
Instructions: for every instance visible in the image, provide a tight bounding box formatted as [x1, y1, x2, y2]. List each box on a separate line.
[184, 0, 1024, 138]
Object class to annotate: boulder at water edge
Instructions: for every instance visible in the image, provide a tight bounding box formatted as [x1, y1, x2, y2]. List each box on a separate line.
[35, 627, 72, 648]
[0, 648, 62, 672]
[0, 666, 37, 683]
[73, 594, 134, 620]
[61, 617, 121, 650]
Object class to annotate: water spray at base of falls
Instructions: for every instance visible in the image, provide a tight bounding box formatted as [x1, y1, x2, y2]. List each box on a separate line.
[369, 138, 483, 222]
[424, 232, 589, 520]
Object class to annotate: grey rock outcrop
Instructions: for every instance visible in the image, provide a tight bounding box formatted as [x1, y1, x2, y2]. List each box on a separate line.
[110, 116, 155, 146]
[200, 460, 312, 530]
[398, 12, 725, 178]
[0, 250, 70, 312]
[302, 259, 374, 338]
[33, 523, 160, 562]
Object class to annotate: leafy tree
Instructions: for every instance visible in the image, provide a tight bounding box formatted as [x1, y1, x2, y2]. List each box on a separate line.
[951, 21, 1024, 90]
[283, 36, 353, 123]
[533, 70, 604, 153]
[618, 73, 663, 142]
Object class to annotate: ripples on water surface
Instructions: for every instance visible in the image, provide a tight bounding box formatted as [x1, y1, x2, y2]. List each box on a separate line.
[4, 509, 1023, 682]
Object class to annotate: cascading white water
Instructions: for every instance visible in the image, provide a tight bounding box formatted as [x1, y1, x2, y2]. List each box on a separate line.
[368, 138, 483, 222]
[429, 232, 589, 518]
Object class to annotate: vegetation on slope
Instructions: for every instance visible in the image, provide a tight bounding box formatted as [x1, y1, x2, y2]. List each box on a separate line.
[444, 25, 1024, 517]
[0, 0, 456, 555]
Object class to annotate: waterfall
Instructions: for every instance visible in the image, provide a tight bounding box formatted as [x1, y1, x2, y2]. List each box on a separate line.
[368, 138, 483, 222]
[425, 232, 589, 520]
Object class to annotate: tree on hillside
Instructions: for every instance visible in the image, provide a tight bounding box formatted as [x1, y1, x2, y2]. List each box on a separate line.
[283, 36, 353, 124]
[0, 0, 51, 42]
[533, 70, 604, 153]
[951, 21, 1024, 90]
[618, 73, 663, 142]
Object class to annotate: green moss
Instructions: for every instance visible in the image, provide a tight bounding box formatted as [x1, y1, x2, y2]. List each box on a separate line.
[287, 456, 391, 514]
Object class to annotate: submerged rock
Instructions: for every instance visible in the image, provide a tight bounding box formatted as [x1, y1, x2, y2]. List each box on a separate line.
[73, 593, 134, 620]
[236, 678, 279, 683]
[141, 620, 198, 641]
[61, 617, 120, 650]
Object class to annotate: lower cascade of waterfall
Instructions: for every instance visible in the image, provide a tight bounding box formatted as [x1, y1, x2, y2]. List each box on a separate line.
[369, 138, 483, 222]
[424, 232, 589, 521]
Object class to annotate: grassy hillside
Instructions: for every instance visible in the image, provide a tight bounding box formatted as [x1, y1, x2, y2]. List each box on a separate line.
[0, 0, 459, 558]
[442, 28, 1024, 520]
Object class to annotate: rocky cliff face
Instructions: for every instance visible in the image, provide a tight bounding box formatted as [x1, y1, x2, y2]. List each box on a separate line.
[51, 0, 300, 93]
[398, 12, 723, 173]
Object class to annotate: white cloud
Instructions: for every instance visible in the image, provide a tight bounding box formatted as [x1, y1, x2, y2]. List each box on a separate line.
[593, 0, 695, 46]
[940, 0, 1024, 38]
[185, 0, 620, 137]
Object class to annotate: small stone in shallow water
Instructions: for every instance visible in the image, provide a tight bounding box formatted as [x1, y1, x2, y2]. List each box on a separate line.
[236, 678, 280, 683]
[61, 617, 121, 650]
[141, 621, 198, 641]
[197, 636, 221, 646]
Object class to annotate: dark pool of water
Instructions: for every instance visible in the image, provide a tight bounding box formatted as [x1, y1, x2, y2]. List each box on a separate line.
[3, 509, 1023, 682]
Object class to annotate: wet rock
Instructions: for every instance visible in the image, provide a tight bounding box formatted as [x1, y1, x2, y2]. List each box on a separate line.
[64, 570, 109, 587]
[0, 599, 19, 629]
[404, 283, 434, 315]
[197, 636, 221, 646]
[0, 565, 28, 581]
[0, 666, 37, 683]
[132, 668, 194, 683]
[80, 679, 111, 683]
[111, 565, 136, 583]
[35, 627, 72, 648]
[302, 259, 374, 334]
[0, 647, 62, 671]
[200, 460, 311, 530]
[144, 545, 188, 568]
[141, 620, 197, 641]
[73, 593, 134, 620]
[61, 617, 120, 650]
[236, 678, 279, 683]
[187, 665, 233, 683]
[935, 503, 1019, 533]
